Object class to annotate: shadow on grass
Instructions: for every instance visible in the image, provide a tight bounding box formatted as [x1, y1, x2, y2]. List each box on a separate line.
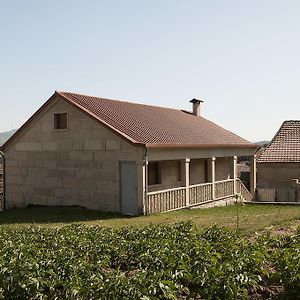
[0, 206, 130, 225]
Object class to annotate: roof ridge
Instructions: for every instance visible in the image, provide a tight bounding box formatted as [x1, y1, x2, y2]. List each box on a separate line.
[57, 91, 189, 114]
[281, 120, 300, 126]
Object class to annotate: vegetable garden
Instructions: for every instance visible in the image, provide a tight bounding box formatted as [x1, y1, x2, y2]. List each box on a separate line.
[0, 222, 299, 299]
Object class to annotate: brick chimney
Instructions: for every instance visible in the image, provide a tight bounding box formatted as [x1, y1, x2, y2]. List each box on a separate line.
[190, 98, 204, 116]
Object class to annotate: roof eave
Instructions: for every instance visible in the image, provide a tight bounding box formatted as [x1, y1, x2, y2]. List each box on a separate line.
[257, 160, 300, 163]
[145, 143, 258, 149]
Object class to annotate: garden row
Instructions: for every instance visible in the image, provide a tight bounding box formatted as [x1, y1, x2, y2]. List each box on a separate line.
[0, 222, 299, 299]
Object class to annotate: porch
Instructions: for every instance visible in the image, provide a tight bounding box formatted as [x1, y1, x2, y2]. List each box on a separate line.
[142, 155, 256, 214]
[146, 178, 252, 213]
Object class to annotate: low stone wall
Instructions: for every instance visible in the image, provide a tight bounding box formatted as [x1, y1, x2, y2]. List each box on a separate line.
[190, 196, 236, 209]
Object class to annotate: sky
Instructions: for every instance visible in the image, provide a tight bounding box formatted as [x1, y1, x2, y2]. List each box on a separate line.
[0, 0, 299, 142]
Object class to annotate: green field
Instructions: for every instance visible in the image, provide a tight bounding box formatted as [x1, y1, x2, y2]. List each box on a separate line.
[1, 204, 300, 234]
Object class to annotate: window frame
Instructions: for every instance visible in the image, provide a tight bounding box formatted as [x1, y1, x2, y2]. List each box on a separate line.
[54, 112, 68, 130]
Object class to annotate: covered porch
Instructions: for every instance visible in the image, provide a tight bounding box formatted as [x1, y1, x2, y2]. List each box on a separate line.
[141, 147, 257, 214]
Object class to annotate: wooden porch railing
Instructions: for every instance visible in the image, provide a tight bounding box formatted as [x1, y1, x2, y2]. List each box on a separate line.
[236, 179, 253, 202]
[147, 187, 186, 214]
[215, 179, 235, 199]
[189, 182, 213, 205]
[146, 178, 253, 214]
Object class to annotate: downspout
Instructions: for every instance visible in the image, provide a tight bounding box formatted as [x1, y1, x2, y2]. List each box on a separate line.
[143, 147, 148, 214]
[0, 150, 5, 211]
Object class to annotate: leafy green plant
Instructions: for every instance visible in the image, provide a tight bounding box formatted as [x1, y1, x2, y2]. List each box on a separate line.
[271, 233, 300, 299]
[234, 193, 245, 232]
[0, 222, 298, 299]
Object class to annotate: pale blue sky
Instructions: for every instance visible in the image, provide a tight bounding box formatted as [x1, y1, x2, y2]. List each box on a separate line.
[0, 0, 299, 141]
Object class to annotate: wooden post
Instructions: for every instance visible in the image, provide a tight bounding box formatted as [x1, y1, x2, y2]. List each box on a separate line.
[250, 155, 257, 195]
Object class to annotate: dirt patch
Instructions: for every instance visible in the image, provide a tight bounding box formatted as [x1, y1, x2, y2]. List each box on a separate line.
[262, 220, 300, 237]
[249, 283, 284, 300]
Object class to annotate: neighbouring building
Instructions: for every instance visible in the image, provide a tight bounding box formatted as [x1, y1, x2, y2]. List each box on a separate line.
[257, 120, 300, 202]
[0, 91, 257, 214]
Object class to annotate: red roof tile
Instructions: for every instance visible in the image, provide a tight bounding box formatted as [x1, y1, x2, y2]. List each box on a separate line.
[58, 91, 254, 148]
[257, 120, 300, 163]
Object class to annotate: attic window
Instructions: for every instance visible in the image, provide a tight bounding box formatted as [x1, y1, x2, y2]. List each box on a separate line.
[54, 113, 68, 130]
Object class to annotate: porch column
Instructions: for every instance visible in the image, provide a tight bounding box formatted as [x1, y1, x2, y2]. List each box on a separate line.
[232, 156, 238, 194]
[181, 158, 190, 206]
[210, 157, 216, 200]
[143, 162, 148, 213]
[292, 179, 300, 202]
[137, 162, 147, 215]
[250, 155, 257, 195]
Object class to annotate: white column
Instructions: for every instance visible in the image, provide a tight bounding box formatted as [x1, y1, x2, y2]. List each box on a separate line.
[143, 163, 147, 214]
[211, 157, 216, 200]
[181, 158, 190, 206]
[232, 156, 237, 194]
[292, 179, 299, 202]
[138, 162, 147, 215]
[250, 155, 257, 195]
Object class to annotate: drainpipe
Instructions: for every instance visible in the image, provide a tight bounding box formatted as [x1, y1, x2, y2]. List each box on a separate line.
[0, 150, 5, 211]
[143, 147, 148, 214]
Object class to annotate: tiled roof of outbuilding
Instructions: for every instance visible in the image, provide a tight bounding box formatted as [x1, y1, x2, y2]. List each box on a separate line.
[257, 120, 300, 163]
[57, 91, 254, 148]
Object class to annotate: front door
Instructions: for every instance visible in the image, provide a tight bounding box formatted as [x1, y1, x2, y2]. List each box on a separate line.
[120, 161, 138, 215]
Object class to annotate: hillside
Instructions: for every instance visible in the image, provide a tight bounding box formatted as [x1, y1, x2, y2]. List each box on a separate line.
[255, 140, 270, 147]
[0, 129, 17, 146]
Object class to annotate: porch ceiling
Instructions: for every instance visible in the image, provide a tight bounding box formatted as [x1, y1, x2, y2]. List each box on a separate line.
[147, 147, 256, 161]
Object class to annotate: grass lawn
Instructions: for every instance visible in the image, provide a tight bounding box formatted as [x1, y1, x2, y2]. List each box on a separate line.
[0, 204, 300, 233]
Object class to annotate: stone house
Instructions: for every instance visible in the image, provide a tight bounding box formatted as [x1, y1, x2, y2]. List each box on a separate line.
[257, 120, 300, 202]
[0, 91, 257, 214]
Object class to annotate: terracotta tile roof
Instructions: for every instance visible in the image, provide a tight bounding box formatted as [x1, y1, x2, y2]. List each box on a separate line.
[57, 91, 254, 148]
[257, 120, 300, 163]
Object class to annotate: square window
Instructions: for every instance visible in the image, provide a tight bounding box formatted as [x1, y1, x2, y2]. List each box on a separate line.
[54, 113, 68, 130]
